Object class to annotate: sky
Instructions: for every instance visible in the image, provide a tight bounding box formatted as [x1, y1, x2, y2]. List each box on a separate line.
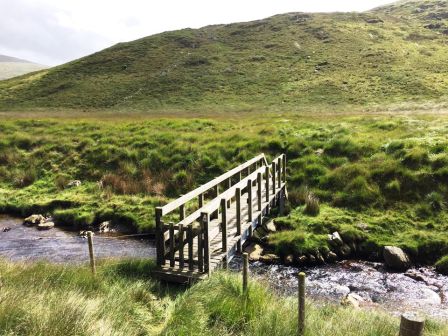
[0, 0, 396, 66]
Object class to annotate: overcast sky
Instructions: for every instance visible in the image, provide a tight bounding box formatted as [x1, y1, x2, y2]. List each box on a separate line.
[0, 0, 396, 66]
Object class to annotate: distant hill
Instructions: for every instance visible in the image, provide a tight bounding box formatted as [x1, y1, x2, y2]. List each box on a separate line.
[0, 0, 447, 111]
[0, 55, 47, 80]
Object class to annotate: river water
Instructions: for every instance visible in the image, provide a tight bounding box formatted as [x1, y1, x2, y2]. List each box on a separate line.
[0, 215, 155, 263]
[1, 215, 447, 320]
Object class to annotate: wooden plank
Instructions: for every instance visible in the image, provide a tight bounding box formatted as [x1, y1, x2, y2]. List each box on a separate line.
[265, 166, 270, 202]
[257, 172, 262, 211]
[277, 157, 282, 188]
[198, 224, 204, 273]
[236, 187, 241, 235]
[202, 212, 210, 275]
[282, 154, 287, 183]
[272, 161, 276, 195]
[159, 154, 266, 216]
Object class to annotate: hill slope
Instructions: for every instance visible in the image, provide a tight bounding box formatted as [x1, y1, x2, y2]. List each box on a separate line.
[0, 0, 448, 111]
[0, 55, 47, 81]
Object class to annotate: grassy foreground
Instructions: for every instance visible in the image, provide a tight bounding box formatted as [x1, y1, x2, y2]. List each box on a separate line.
[0, 258, 447, 336]
[0, 112, 447, 264]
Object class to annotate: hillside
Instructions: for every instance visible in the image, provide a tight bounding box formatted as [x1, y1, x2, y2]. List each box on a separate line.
[0, 0, 448, 111]
[0, 55, 47, 81]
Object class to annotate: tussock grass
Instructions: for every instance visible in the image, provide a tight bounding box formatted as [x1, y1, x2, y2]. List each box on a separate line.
[0, 113, 448, 262]
[1, 260, 446, 336]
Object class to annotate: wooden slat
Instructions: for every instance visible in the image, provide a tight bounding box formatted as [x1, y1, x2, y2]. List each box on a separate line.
[169, 223, 175, 267]
[178, 224, 184, 269]
[188, 225, 194, 271]
[221, 198, 227, 252]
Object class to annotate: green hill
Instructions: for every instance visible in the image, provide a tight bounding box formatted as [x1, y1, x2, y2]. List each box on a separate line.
[1, 0, 448, 111]
[0, 55, 47, 81]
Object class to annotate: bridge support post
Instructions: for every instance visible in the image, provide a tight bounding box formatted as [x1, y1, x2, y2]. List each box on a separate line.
[169, 222, 175, 268]
[272, 161, 276, 195]
[277, 157, 282, 189]
[282, 154, 287, 183]
[198, 224, 204, 273]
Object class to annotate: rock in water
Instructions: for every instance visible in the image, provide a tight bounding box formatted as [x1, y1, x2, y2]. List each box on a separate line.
[23, 214, 45, 226]
[263, 220, 277, 233]
[245, 243, 263, 261]
[259, 254, 280, 264]
[328, 231, 344, 247]
[383, 246, 411, 271]
[99, 221, 110, 233]
[341, 293, 365, 308]
[37, 222, 55, 230]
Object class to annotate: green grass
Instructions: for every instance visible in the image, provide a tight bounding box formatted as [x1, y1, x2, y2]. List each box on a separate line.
[0, 113, 447, 262]
[1, 0, 448, 111]
[0, 259, 446, 336]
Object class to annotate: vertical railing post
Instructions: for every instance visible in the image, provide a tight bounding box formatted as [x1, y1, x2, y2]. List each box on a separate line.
[198, 193, 204, 208]
[198, 222, 204, 272]
[188, 224, 194, 271]
[265, 166, 270, 202]
[257, 172, 262, 211]
[179, 204, 185, 221]
[282, 154, 287, 183]
[155, 207, 165, 266]
[277, 157, 282, 188]
[236, 187, 242, 252]
[169, 222, 175, 268]
[201, 212, 210, 275]
[247, 178, 253, 222]
[243, 252, 249, 293]
[178, 224, 185, 269]
[236, 188, 241, 235]
[272, 161, 277, 195]
[221, 199, 227, 252]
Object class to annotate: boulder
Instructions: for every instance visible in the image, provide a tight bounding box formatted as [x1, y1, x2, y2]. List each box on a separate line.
[341, 293, 364, 308]
[297, 255, 308, 264]
[2, 227, 11, 232]
[284, 254, 294, 265]
[259, 254, 280, 264]
[383, 246, 411, 271]
[245, 243, 263, 261]
[338, 244, 352, 258]
[23, 214, 45, 226]
[326, 251, 338, 263]
[37, 221, 55, 230]
[328, 232, 344, 247]
[67, 180, 82, 188]
[263, 220, 276, 233]
[98, 221, 111, 233]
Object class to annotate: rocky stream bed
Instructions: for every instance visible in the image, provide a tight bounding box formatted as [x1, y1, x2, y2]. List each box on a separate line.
[1, 215, 447, 320]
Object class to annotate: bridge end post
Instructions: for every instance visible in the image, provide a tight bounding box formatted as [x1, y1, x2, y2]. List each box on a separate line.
[155, 207, 165, 266]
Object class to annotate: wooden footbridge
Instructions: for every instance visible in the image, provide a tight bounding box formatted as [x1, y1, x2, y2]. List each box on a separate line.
[153, 153, 287, 283]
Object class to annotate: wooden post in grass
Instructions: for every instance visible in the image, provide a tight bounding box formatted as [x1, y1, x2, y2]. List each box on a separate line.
[298, 272, 306, 336]
[243, 252, 249, 292]
[399, 313, 425, 336]
[87, 231, 96, 275]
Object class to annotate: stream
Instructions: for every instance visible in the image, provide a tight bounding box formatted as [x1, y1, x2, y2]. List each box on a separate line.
[1, 215, 447, 320]
[0, 215, 155, 263]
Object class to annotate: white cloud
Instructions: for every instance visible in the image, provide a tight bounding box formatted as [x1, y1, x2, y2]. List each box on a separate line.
[0, 0, 395, 65]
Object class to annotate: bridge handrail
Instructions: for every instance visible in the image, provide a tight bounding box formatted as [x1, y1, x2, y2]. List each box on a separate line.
[176, 166, 266, 227]
[157, 153, 267, 216]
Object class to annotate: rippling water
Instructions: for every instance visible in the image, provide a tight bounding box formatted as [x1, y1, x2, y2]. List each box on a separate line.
[0, 216, 155, 263]
[229, 257, 448, 320]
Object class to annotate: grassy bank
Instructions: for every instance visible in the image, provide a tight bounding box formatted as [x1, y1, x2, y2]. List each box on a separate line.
[0, 259, 447, 336]
[0, 112, 447, 263]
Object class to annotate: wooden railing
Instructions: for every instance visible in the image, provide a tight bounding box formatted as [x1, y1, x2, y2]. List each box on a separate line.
[155, 153, 287, 274]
